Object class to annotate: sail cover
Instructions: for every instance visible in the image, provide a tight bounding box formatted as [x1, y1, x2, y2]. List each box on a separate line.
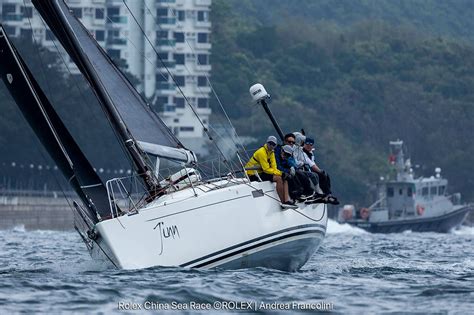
[32, 0, 182, 149]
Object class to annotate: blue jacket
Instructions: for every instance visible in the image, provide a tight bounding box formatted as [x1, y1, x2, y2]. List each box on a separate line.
[275, 145, 297, 173]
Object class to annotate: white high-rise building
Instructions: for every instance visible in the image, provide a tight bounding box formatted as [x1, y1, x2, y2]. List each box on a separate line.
[0, 0, 212, 150]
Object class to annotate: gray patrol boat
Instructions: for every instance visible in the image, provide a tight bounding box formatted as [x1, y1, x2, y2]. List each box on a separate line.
[338, 140, 472, 233]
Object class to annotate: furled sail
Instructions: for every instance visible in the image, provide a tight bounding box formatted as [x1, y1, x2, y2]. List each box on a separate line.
[31, 0, 196, 192]
[0, 25, 111, 223]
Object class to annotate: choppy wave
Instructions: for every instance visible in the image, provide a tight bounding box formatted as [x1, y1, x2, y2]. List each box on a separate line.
[326, 218, 367, 234]
[452, 225, 474, 235]
[0, 223, 473, 313]
[12, 224, 26, 233]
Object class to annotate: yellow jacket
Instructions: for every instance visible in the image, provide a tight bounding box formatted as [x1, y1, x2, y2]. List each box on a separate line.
[245, 144, 282, 176]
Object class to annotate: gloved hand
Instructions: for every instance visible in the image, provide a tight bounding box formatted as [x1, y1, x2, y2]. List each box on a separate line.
[290, 167, 296, 176]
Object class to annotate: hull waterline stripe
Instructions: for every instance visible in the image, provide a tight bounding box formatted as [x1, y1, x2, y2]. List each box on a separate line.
[180, 224, 325, 268]
[186, 229, 325, 269]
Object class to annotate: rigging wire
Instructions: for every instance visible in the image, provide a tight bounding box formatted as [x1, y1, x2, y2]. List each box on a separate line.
[98, 4, 245, 170]
[21, 1, 79, 213]
[29, 4, 137, 178]
[19, 5, 85, 217]
[143, 2, 248, 160]
[99, 5, 238, 176]
[165, 4, 249, 159]
[122, 0, 236, 174]
[141, 5, 249, 169]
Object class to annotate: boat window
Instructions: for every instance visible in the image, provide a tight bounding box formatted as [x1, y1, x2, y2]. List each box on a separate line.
[422, 187, 429, 196]
[439, 186, 445, 195]
[407, 187, 413, 197]
[387, 187, 394, 197]
[430, 186, 437, 196]
[399, 188, 403, 195]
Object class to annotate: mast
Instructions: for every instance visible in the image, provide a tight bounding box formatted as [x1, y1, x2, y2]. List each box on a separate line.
[32, 0, 197, 197]
[32, 0, 158, 193]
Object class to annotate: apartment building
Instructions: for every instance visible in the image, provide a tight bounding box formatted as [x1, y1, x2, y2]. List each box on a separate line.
[0, 0, 212, 151]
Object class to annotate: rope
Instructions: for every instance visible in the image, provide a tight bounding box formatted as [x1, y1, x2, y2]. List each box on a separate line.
[30, 4, 138, 177]
[145, 2, 249, 160]
[122, 0, 235, 174]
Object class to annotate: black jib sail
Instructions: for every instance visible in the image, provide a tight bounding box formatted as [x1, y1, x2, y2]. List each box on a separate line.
[31, 0, 196, 194]
[0, 26, 111, 223]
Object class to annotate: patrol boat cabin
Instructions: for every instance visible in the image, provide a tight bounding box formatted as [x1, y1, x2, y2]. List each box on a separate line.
[339, 140, 471, 233]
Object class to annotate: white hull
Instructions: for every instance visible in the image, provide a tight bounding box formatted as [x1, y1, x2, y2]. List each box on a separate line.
[87, 180, 327, 271]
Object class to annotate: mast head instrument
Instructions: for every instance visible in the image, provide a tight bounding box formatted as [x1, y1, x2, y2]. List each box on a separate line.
[249, 83, 270, 103]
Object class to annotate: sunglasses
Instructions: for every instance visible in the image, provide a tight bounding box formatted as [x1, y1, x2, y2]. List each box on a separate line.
[267, 142, 276, 146]
[286, 140, 295, 144]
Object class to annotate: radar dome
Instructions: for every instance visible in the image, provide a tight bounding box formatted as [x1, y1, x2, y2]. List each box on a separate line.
[249, 83, 269, 103]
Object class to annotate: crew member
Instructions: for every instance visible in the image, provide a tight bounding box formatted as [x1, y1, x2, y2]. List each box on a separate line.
[245, 136, 297, 209]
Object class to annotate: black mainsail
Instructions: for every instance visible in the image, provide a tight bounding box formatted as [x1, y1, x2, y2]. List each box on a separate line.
[31, 0, 196, 194]
[0, 26, 110, 222]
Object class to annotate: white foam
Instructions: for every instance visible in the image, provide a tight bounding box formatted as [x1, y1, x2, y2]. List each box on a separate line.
[12, 224, 26, 233]
[452, 225, 474, 236]
[326, 219, 368, 234]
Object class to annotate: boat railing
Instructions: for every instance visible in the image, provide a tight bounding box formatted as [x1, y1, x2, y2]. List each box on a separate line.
[105, 175, 148, 218]
[371, 206, 387, 212]
[104, 153, 251, 218]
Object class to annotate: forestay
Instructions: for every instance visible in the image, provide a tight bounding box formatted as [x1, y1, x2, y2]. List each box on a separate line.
[32, 0, 183, 151]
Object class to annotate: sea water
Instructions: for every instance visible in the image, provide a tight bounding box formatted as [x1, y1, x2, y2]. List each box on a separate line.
[0, 221, 473, 314]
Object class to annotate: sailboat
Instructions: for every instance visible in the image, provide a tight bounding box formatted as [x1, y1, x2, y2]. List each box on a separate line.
[0, 0, 327, 271]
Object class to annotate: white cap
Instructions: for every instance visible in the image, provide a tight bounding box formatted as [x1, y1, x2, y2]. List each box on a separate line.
[293, 132, 306, 146]
[282, 145, 294, 155]
[266, 136, 277, 144]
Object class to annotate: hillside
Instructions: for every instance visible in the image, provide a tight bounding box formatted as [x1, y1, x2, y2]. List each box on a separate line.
[210, 0, 474, 203]
[226, 0, 474, 43]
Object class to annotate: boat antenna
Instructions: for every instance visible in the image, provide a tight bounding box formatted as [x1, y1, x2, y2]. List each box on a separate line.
[249, 83, 285, 141]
